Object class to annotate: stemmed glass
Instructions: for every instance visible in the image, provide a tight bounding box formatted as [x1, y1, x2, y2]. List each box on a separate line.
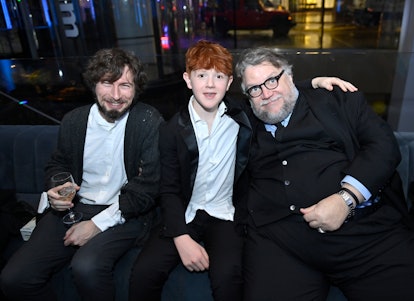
[50, 172, 83, 226]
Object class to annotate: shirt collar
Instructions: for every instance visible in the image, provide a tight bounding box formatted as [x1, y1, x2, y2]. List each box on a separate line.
[188, 95, 227, 122]
[218, 100, 227, 117]
[264, 112, 292, 136]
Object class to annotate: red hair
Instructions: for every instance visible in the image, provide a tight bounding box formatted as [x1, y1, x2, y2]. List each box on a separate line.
[185, 40, 233, 76]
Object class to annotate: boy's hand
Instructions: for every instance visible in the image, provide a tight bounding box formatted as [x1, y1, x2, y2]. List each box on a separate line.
[174, 234, 209, 272]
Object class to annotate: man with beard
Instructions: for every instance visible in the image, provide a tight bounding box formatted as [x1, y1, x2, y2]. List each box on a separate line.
[235, 47, 414, 301]
[0, 48, 163, 301]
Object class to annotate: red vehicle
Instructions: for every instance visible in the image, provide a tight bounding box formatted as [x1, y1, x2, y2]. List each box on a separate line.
[204, 0, 296, 37]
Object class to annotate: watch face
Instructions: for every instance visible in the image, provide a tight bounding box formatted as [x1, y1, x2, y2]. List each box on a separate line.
[339, 190, 356, 217]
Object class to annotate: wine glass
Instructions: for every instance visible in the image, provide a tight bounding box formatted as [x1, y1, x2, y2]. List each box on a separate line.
[50, 172, 83, 226]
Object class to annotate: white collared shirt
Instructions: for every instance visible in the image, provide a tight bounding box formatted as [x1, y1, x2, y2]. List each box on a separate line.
[185, 96, 239, 223]
[78, 104, 128, 230]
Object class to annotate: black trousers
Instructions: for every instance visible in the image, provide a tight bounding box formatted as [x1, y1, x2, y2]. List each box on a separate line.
[0, 203, 148, 301]
[243, 204, 414, 301]
[129, 210, 244, 301]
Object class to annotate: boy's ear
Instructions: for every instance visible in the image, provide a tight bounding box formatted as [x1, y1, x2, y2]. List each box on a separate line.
[183, 72, 192, 89]
[227, 75, 234, 91]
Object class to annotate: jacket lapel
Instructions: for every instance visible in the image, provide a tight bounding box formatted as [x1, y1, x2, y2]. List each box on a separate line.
[177, 107, 199, 188]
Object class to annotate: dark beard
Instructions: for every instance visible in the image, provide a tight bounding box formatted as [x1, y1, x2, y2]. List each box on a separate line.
[96, 101, 130, 122]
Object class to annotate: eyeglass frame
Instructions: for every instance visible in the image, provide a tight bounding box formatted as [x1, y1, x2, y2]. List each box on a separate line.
[244, 69, 285, 98]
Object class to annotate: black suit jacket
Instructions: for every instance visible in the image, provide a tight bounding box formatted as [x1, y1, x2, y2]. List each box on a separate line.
[244, 86, 406, 226]
[159, 96, 252, 238]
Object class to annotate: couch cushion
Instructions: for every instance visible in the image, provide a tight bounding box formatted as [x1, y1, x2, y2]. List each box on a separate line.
[0, 125, 59, 208]
[395, 131, 414, 208]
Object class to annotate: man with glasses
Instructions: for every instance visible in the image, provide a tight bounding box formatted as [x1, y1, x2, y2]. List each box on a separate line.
[235, 47, 414, 301]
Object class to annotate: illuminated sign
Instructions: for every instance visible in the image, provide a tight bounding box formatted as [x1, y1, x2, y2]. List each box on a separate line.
[59, 0, 79, 38]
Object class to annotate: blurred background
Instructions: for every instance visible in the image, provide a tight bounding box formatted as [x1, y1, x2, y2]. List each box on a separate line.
[0, 0, 413, 131]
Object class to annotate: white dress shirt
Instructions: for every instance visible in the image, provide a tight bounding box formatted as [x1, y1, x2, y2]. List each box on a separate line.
[185, 97, 240, 223]
[79, 104, 128, 231]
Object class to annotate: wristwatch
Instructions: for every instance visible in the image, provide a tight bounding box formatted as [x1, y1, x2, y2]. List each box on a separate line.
[338, 190, 356, 220]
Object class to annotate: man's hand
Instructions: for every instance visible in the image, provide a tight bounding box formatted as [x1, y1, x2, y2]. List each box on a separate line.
[174, 234, 209, 272]
[312, 77, 358, 92]
[300, 193, 350, 232]
[63, 220, 101, 246]
[47, 184, 80, 211]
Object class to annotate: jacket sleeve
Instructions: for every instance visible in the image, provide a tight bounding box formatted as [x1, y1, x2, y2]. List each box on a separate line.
[44, 106, 89, 190]
[295, 79, 314, 89]
[312, 87, 401, 196]
[340, 89, 401, 195]
[158, 118, 191, 238]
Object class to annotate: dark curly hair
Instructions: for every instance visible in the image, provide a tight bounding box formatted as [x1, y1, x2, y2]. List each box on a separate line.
[83, 48, 148, 100]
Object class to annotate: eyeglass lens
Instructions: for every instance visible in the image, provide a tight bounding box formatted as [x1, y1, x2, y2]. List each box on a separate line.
[246, 69, 285, 97]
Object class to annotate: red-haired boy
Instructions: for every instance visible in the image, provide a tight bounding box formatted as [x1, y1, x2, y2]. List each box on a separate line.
[129, 40, 245, 300]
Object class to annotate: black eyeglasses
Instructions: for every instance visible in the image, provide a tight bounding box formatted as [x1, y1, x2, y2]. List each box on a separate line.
[245, 69, 285, 98]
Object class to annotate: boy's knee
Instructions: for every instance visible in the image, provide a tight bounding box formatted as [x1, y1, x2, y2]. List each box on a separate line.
[210, 261, 242, 283]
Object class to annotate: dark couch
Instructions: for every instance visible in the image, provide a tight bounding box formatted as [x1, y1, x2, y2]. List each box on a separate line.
[1, 125, 413, 301]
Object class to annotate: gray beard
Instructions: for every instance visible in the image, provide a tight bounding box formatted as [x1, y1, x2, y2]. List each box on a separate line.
[251, 86, 299, 124]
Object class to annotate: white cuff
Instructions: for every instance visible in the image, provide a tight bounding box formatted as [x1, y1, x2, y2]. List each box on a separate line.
[37, 192, 50, 214]
[91, 202, 125, 232]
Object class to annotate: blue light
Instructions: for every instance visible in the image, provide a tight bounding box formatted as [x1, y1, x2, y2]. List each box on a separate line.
[135, 0, 143, 27]
[41, 0, 52, 27]
[1, 0, 12, 29]
[0, 60, 15, 92]
[19, 100, 28, 105]
[90, 0, 96, 21]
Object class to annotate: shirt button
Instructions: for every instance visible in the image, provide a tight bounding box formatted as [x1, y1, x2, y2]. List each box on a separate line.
[282, 160, 288, 166]
[289, 205, 296, 211]
[284, 180, 290, 186]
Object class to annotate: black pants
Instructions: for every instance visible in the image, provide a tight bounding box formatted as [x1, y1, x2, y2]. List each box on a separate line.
[0, 203, 148, 301]
[129, 210, 244, 301]
[243, 204, 414, 301]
